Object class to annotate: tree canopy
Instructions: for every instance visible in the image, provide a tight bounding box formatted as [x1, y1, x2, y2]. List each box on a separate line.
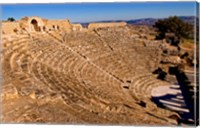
[154, 16, 193, 40]
[7, 17, 15, 22]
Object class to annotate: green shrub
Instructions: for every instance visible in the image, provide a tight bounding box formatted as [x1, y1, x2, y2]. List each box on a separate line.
[154, 16, 193, 39]
[7, 17, 15, 22]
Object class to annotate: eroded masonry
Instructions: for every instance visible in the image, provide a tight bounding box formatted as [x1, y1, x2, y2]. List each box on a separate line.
[1, 16, 197, 125]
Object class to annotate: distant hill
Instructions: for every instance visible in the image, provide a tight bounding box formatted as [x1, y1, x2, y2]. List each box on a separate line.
[79, 16, 197, 27]
[126, 18, 158, 26]
[178, 16, 197, 25]
[126, 16, 197, 26]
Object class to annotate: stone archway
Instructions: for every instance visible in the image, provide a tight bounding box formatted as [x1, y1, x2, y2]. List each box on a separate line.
[31, 19, 40, 32]
[43, 26, 46, 31]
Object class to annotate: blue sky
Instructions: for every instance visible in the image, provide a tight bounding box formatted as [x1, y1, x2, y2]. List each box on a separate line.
[1, 2, 197, 23]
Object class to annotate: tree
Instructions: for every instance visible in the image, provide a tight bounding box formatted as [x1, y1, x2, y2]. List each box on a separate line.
[7, 17, 15, 22]
[154, 16, 193, 40]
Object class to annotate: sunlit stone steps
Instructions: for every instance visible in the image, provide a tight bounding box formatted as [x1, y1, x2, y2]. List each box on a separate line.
[30, 59, 141, 123]
[29, 34, 141, 114]
[1, 29, 180, 124]
[2, 36, 31, 77]
[129, 74, 170, 101]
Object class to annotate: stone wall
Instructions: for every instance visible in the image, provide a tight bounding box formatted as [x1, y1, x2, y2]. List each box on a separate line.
[88, 22, 127, 30]
[46, 20, 72, 32]
[2, 16, 72, 35]
[2, 22, 20, 34]
[72, 24, 83, 31]
[2, 17, 128, 35]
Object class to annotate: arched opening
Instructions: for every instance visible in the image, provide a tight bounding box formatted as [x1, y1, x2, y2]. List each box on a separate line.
[31, 19, 40, 32]
[43, 26, 46, 31]
[57, 26, 60, 30]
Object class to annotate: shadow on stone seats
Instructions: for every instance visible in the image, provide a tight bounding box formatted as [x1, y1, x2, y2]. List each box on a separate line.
[169, 86, 180, 90]
[152, 67, 167, 80]
[151, 93, 194, 124]
[151, 94, 180, 108]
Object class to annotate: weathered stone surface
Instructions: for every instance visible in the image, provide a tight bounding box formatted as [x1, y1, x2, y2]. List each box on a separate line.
[2, 16, 72, 34]
[88, 22, 127, 30]
[1, 83, 19, 100]
[1, 20, 190, 125]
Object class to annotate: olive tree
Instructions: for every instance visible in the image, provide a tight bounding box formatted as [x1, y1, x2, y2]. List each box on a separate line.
[154, 16, 193, 40]
[7, 17, 15, 22]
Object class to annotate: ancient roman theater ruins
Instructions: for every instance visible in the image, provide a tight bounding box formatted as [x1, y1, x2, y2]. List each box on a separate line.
[1, 16, 197, 125]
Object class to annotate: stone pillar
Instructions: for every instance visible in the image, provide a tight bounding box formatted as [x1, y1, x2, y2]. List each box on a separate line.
[40, 26, 43, 32]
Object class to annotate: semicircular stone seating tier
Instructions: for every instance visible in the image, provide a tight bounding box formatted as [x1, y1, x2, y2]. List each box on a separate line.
[1, 35, 36, 97]
[1, 31, 178, 124]
[129, 73, 172, 101]
[42, 32, 177, 114]
[28, 33, 175, 123]
[49, 31, 160, 81]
